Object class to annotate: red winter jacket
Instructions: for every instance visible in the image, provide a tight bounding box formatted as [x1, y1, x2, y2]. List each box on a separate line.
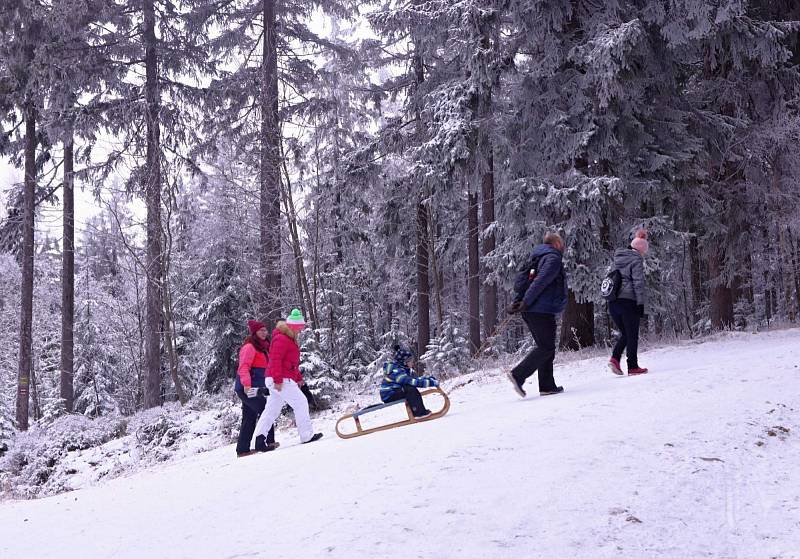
[266, 322, 303, 385]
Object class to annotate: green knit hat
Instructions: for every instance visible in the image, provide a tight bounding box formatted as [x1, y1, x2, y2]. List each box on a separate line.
[286, 308, 306, 327]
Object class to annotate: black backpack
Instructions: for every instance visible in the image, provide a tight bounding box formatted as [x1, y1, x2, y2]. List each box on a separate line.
[600, 269, 622, 301]
[513, 254, 542, 300]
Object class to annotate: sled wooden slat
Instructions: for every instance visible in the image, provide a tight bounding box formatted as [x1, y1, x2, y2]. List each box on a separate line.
[335, 387, 451, 440]
[351, 398, 406, 418]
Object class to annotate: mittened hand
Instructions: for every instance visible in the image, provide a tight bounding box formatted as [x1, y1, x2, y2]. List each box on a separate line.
[507, 301, 523, 315]
[429, 377, 439, 387]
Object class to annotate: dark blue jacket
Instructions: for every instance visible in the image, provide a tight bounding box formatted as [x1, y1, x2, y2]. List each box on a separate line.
[520, 244, 568, 314]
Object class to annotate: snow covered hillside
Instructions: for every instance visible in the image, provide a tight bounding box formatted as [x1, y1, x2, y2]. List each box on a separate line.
[2, 329, 799, 559]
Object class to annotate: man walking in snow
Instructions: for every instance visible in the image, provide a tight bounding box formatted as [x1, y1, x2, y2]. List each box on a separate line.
[506, 232, 569, 397]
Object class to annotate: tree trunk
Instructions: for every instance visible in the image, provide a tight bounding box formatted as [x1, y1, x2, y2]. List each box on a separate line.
[677, 237, 693, 335]
[480, 148, 497, 338]
[280, 152, 318, 333]
[143, 0, 163, 408]
[162, 291, 187, 404]
[16, 100, 36, 430]
[260, 0, 282, 323]
[411, 31, 431, 363]
[789, 229, 800, 319]
[467, 191, 481, 353]
[60, 123, 75, 412]
[476, 18, 498, 341]
[689, 235, 703, 318]
[559, 290, 595, 350]
[772, 158, 795, 322]
[416, 201, 430, 367]
[708, 246, 734, 329]
[428, 214, 444, 328]
[30, 357, 41, 421]
[161, 175, 186, 404]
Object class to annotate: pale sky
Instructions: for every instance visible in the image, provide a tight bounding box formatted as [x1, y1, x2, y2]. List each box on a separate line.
[1, 156, 105, 246]
[0, 10, 378, 250]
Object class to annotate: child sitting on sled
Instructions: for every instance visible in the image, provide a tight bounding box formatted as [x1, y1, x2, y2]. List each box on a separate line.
[379, 345, 439, 418]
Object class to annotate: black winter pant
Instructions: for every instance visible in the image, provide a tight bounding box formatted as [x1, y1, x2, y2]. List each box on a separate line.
[511, 312, 558, 392]
[236, 391, 276, 454]
[609, 299, 641, 369]
[384, 385, 428, 417]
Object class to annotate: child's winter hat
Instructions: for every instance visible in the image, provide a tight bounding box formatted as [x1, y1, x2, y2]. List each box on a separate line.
[247, 320, 266, 335]
[286, 308, 306, 328]
[393, 345, 414, 364]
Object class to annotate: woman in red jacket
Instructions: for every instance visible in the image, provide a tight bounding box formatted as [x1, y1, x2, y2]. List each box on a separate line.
[254, 309, 323, 445]
[234, 320, 278, 457]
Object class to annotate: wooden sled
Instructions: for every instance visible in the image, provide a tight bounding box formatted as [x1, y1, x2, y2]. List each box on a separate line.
[335, 387, 451, 439]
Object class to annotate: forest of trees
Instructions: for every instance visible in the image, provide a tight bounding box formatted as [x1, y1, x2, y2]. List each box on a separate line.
[1, 0, 800, 438]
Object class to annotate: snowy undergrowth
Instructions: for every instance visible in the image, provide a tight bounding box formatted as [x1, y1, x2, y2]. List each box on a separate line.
[2, 327, 796, 503]
[0, 394, 242, 500]
[2, 328, 799, 559]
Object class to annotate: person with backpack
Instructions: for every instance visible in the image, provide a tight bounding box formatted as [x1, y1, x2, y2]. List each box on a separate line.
[253, 309, 323, 445]
[506, 232, 569, 397]
[234, 320, 279, 457]
[379, 345, 440, 418]
[607, 229, 649, 376]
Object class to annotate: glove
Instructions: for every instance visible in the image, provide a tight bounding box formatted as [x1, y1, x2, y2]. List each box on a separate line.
[429, 377, 439, 388]
[507, 301, 523, 315]
[637, 305, 645, 317]
[244, 387, 259, 398]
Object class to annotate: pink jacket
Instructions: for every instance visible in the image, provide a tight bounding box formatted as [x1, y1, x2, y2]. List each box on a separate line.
[266, 322, 303, 385]
[237, 342, 268, 389]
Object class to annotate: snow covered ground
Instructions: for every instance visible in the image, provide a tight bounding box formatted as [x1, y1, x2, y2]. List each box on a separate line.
[2, 329, 800, 559]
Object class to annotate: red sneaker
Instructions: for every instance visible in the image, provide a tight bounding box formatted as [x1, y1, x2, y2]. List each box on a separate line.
[608, 358, 623, 375]
[628, 367, 648, 375]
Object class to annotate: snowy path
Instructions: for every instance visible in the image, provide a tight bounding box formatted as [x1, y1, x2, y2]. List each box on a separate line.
[2, 330, 800, 559]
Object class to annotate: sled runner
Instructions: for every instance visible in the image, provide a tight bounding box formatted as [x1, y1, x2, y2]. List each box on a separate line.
[335, 387, 450, 439]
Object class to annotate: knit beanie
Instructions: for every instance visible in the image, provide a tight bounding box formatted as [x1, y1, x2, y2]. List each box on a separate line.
[393, 345, 414, 365]
[285, 309, 306, 328]
[247, 320, 266, 335]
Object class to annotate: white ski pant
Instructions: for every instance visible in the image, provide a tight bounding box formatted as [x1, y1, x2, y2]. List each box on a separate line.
[254, 379, 314, 443]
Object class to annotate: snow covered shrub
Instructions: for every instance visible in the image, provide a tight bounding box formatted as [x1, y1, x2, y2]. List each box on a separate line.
[38, 398, 69, 426]
[0, 408, 13, 457]
[131, 408, 186, 461]
[0, 414, 126, 498]
[214, 401, 241, 444]
[342, 344, 376, 386]
[421, 316, 471, 377]
[734, 298, 755, 331]
[366, 320, 416, 384]
[299, 332, 343, 409]
[187, 391, 241, 443]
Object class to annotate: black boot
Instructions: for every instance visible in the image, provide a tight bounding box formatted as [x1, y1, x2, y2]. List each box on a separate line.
[302, 433, 323, 444]
[254, 435, 279, 452]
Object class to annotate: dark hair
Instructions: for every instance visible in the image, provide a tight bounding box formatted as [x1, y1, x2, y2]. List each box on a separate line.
[244, 334, 270, 355]
[543, 232, 563, 246]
